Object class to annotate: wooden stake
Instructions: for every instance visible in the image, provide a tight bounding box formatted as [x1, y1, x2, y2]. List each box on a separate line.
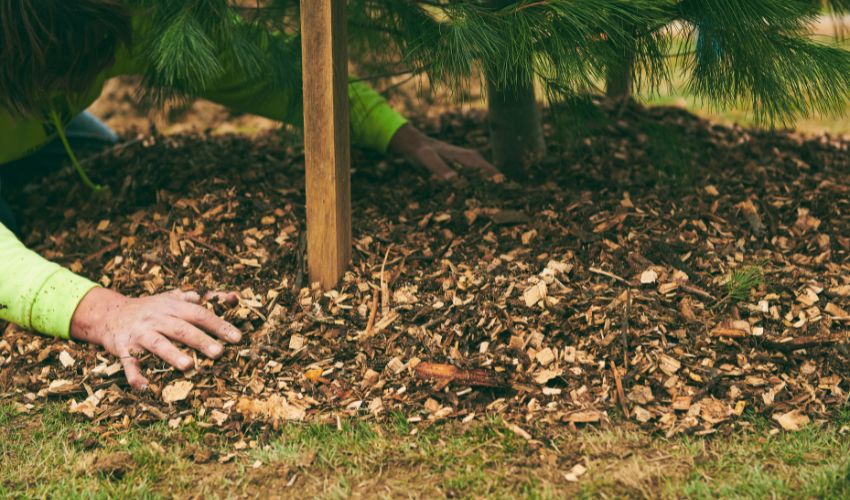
[300, 0, 352, 289]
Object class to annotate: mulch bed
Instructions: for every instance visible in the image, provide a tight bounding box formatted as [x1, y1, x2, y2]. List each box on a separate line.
[2, 98, 849, 442]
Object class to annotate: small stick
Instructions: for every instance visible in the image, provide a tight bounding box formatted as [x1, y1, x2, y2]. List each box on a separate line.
[680, 283, 715, 301]
[364, 287, 379, 338]
[611, 361, 630, 419]
[380, 244, 393, 317]
[623, 289, 631, 371]
[83, 241, 120, 263]
[153, 226, 238, 262]
[79, 136, 143, 167]
[180, 234, 240, 263]
[589, 267, 636, 287]
[293, 230, 307, 293]
[762, 336, 842, 353]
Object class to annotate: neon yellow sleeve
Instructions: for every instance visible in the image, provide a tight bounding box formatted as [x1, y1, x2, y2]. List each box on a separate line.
[195, 68, 408, 154]
[114, 18, 408, 153]
[0, 223, 98, 339]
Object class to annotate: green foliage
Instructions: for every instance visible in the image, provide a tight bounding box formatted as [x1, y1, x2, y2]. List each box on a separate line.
[725, 264, 764, 303]
[129, 1, 850, 124]
[129, 0, 300, 106]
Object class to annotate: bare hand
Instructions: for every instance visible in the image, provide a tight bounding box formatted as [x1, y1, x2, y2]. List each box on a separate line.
[70, 288, 242, 390]
[388, 124, 503, 182]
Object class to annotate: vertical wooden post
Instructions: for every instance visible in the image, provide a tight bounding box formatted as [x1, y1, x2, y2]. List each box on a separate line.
[300, 0, 352, 289]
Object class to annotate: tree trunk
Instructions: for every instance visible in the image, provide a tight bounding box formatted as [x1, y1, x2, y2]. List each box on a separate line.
[486, 74, 545, 178]
[606, 49, 635, 99]
[485, 0, 545, 178]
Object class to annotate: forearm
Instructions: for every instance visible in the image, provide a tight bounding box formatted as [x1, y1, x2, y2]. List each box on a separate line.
[200, 75, 407, 153]
[0, 223, 97, 338]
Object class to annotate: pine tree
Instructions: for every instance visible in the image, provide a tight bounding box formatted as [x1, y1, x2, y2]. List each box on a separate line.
[128, 1, 850, 177]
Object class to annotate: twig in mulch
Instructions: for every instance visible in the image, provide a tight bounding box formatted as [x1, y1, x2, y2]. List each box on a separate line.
[363, 287, 379, 338]
[591, 265, 714, 302]
[761, 336, 844, 353]
[680, 283, 715, 301]
[711, 328, 749, 339]
[622, 289, 631, 371]
[184, 234, 239, 263]
[611, 361, 630, 419]
[380, 244, 393, 317]
[83, 241, 120, 263]
[414, 362, 508, 388]
[589, 267, 636, 287]
[292, 230, 307, 293]
[79, 136, 144, 167]
[152, 225, 239, 262]
[359, 310, 400, 341]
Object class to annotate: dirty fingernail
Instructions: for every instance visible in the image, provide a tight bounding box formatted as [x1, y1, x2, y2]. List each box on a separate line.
[209, 344, 224, 357]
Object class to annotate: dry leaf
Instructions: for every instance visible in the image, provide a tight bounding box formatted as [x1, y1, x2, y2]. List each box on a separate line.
[162, 380, 194, 403]
[236, 395, 307, 429]
[773, 409, 810, 431]
[700, 398, 731, 424]
[304, 368, 323, 383]
[69, 395, 100, 419]
[47, 379, 76, 395]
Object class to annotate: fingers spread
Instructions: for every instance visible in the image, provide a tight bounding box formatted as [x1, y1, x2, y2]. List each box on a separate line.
[441, 148, 502, 179]
[158, 317, 224, 359]
[117, 346, 148, 390]
[171, 302, 242, 343]
[140, 332, 195, 371]
[203, 290, 239, 307]
[163, 289, 202, 304]
[416, 147, 458, 181]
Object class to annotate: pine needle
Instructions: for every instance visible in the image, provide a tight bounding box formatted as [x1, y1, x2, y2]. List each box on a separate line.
[724, 265, 764, 304]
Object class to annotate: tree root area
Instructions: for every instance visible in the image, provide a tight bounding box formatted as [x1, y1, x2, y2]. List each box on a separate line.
[2, 98, 849, 438]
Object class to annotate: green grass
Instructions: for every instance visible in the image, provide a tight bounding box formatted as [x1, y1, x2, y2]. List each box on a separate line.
[2, 402, 850, 498]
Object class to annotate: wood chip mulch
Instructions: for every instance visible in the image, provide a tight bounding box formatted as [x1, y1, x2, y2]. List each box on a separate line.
[2, 98, 849, 440]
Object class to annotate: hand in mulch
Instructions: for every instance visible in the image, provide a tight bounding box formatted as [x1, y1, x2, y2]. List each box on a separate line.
[69, 288, 241, 390]
[388, 123, 504, 182]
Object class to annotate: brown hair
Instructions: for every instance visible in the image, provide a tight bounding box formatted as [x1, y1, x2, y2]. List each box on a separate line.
[0, 0, 132, 116]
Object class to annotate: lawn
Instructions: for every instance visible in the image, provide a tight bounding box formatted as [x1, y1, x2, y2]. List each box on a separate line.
[2, 402, 849, 498]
